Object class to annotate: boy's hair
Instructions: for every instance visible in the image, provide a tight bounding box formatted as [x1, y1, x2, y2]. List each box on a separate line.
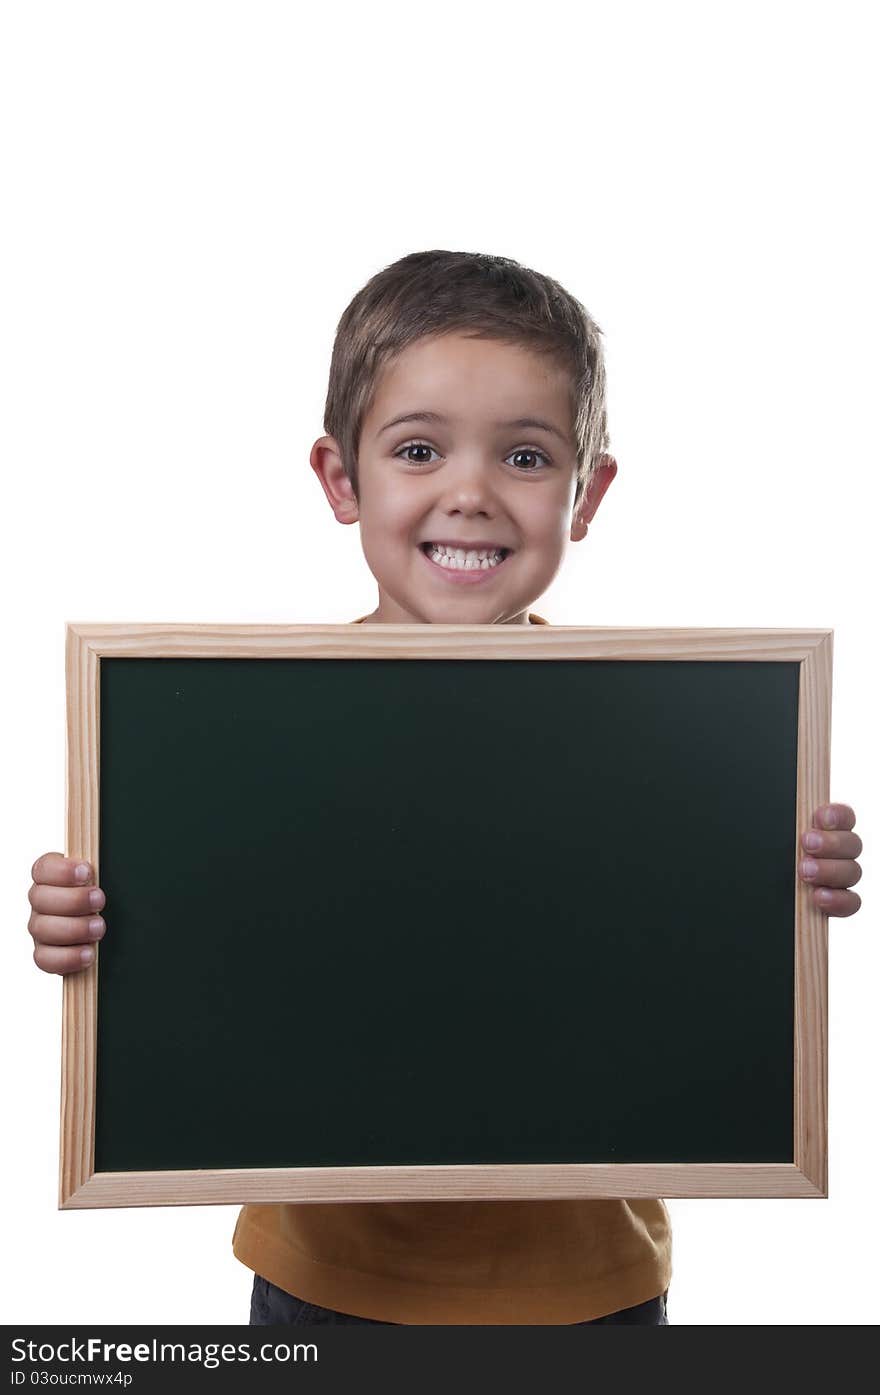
[323, 250, 609, 513]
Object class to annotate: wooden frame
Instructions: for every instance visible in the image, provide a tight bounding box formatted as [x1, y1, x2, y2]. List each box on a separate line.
[60, 623, 831, 1208]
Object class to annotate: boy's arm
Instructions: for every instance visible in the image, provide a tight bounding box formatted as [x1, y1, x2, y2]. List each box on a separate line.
[797, 803, 862, 918]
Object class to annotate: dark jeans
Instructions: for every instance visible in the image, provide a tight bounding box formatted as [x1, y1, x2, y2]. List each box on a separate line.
[250, 1274, 669, 1325]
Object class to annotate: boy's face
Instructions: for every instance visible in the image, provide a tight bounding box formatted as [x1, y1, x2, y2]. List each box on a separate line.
[312, 332, 616, 624]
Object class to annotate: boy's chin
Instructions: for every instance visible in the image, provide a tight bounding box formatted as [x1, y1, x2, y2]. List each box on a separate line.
[398, 592, 532, 626]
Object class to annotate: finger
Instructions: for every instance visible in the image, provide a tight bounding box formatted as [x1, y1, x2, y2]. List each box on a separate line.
[812, 887, 862, 917]
[28, 883, 106, 917]
[33, 942, 97, 975]
[798, 857, 863, 889]
[31, 853, 94, 887]
[813, 805, 857, 832]
[28, 911, 105, 946]
[801, 829, 863, 859]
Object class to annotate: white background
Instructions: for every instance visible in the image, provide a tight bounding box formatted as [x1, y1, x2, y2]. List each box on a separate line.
[2, 0, 876, 1326]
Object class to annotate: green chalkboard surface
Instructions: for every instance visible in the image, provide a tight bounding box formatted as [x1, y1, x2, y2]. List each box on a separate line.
[94, 652, 800, 1177]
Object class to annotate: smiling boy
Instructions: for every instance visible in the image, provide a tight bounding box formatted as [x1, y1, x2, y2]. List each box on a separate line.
[28, 250, 863, 1324]
[318, 326, 615, 626]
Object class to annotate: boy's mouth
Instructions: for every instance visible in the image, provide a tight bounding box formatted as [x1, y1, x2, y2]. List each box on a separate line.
[418, 541, 513, 585]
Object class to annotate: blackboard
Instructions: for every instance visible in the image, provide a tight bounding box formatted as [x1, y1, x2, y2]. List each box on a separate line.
[60, 624, 831, 1207]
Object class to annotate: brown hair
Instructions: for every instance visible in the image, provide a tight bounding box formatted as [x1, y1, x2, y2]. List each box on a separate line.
[323, 250, 609, 512]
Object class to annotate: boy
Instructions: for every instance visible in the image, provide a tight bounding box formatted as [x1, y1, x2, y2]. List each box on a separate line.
[27, 250, 863, 1325]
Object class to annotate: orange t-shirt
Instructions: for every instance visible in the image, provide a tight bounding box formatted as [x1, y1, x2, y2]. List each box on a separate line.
[232, 611, 672, 1323]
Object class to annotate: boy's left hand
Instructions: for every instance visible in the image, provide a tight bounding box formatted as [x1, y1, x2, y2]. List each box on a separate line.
[798, 804, 863, 917]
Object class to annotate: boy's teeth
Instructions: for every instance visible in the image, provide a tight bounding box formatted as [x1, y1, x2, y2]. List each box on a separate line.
[426, 544, 506, 570]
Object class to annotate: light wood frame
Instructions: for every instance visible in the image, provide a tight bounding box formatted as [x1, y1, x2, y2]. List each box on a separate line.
[61, 623, 831, 1208]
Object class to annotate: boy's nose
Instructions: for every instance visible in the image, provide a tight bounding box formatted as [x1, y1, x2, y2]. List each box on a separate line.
[438, 458, 499, 511]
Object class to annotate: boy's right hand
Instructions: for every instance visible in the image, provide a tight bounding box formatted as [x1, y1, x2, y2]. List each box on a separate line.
[28, 853, 106, 975]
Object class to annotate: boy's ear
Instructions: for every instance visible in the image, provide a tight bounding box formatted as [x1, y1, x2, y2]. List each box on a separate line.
[570, 453, 617, 541]
[310, 436, 359, 524]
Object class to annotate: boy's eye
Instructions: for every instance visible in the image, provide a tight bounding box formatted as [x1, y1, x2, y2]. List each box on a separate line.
[394, 441, 551, 471]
